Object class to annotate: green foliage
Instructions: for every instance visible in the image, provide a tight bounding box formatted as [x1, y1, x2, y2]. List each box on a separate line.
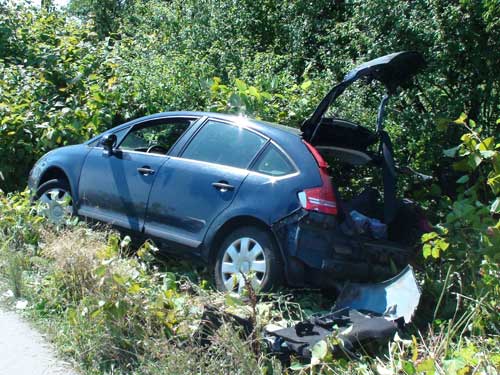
[421, 114, 500, 332]
[0, 3, 125, 191]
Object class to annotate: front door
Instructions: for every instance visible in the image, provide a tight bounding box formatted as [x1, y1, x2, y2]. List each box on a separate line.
[78, 117, 196, 231]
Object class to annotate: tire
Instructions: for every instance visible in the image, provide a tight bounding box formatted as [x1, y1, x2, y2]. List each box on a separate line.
[35, 178, 74, 223]
[214, 226, 284, 293]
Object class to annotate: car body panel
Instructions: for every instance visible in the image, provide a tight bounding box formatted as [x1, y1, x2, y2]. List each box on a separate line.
[144, 156, 249, 248]
[78, 148, 168, 231]
[28, 144, 91, 201]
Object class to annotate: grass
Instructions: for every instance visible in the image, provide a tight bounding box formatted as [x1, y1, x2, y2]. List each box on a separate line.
[0, 210, 499, 374]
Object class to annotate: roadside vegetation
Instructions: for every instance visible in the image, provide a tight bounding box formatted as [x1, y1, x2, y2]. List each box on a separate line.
[0, 0, 499, 374]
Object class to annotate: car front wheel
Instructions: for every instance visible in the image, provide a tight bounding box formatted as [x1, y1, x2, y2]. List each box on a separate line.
[214, 226, 283, 293]
[35, 178, 74, 224]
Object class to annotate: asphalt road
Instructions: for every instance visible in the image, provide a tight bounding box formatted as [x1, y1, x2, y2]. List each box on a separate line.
[0, 309, 78, 375]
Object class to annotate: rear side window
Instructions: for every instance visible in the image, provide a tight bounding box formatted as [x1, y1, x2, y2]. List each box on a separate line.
[253, 144, 296, 176]
[182, 120, 266, 169]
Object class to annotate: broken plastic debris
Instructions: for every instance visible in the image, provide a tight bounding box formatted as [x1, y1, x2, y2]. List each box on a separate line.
[334, 265, 421, 324]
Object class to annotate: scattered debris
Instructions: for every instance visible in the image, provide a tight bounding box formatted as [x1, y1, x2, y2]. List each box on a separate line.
[335, 265, 421, 324]
[264, 266, 421, 360]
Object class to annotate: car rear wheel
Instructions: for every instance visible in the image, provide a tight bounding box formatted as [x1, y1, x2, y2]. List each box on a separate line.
[214, 226, 283, 293]
[35, 178, 74, 224]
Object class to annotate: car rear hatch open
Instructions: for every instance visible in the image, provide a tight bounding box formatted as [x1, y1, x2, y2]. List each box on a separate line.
[301, 51, 426, 149]
[300, 51, 426, 223]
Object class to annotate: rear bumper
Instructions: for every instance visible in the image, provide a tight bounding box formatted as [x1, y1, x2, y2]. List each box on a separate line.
[272, 209, 411, 288]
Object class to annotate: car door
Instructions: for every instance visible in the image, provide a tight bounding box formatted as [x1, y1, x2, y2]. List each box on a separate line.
[78, 117, 197, 231]
[144, 119, 268, 248]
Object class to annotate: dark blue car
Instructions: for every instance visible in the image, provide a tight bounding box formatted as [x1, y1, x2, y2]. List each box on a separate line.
[29, 52, 430, 292]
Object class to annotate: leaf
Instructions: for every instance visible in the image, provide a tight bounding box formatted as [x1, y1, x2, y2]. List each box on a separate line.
[436, 117, 452, 131]
[454, 113, 467, 125]
[456, 175, 469, 184]
[163, 272, 177, 290]
[423, 244, 432, 258]
[235, 79, 247, 92]
[437, 239, 449, 251]
[452, 158, 471, 172]
[248, 86, 259, 97]
[478, 137, 495, 151]
[112, 273, 127, 286]
[422, 232, 438, 242]
[431, 246, 440, 259]
[487, 174, 500, 195]
[128, 283, 141, 294]
[443, 358, 466, 375]
[491, 197, 500, 214]
[444, 145, 461, 157]
[301, 80, 312, 91]
[403, 361, 416, 375]
[289, 362, 308, 370]
[480, 150, 496, 158]
[416, 358, 435, 374]
[94, 264, 106, 277]
[311, 340, 328, 361]
[411, 335, 419, 362]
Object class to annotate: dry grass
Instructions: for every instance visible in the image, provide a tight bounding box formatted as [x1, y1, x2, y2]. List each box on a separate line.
[39, 225, 110, 301]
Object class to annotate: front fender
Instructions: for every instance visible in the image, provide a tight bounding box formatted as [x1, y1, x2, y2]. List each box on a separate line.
[29, 144, 91, 202]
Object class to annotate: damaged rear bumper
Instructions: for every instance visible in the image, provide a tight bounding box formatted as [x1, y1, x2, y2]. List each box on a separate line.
[272, 209, 413, 287]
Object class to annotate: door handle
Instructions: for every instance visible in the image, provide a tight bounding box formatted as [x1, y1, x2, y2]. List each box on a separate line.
[137, 166, 155, 176]
[212, 181, 234, 192]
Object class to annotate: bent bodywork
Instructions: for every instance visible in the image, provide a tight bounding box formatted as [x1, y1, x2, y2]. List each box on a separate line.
[272, 208, 413, 287]
[334, 265, 421, 324]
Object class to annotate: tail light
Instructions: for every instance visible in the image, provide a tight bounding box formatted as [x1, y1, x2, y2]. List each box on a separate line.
[298, 141, 338, 215]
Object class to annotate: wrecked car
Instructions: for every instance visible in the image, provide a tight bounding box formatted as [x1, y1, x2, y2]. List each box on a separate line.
[28, 51, 430, 292]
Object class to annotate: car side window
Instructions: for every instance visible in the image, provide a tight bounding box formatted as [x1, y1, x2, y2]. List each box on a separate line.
[119, 118, 194, 154]
[253, 143, 296, 176]
[182, 120, 266, 169]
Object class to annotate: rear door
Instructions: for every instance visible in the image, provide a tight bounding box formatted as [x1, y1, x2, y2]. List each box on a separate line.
[78, 117, 197, 231]
[145, 119, 268, 248]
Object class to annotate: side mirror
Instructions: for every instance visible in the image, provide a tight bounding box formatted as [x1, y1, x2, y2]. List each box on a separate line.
[101, 133, 117, 154]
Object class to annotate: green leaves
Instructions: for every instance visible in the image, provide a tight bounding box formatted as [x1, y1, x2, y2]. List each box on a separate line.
[416, 358, 436, 374]
[422, 231, 449, 259]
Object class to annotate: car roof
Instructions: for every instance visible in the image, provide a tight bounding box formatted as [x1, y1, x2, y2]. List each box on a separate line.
[138, 111, 301, 139]
[87, 111, 303, 147]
